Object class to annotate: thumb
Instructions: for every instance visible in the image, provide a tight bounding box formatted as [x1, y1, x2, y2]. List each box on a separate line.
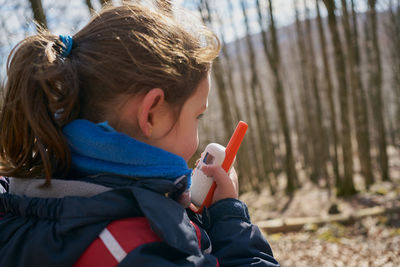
[201, 165, 230, 187]
[201, 165, 238, 203]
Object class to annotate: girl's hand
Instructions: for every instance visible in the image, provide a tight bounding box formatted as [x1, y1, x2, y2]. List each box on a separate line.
[201, 165, 239, 204]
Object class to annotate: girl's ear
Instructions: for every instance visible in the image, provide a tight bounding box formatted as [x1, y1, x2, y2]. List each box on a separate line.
[138, 88, 165, 138]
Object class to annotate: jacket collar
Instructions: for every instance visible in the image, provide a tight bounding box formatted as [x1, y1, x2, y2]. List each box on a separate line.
[63, 119, 192, 188]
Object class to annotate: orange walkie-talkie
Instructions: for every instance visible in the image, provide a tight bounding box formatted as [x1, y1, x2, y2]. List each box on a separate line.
[189, 121, 248, 213]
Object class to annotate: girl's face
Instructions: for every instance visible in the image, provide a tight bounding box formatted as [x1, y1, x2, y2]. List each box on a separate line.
[154, 76, 210, 162]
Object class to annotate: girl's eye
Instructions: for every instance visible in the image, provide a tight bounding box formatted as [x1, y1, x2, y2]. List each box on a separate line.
[197, 114, 204, 120]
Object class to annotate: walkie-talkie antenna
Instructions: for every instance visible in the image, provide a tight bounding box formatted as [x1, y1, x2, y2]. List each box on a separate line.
[200, 121, 248, 211]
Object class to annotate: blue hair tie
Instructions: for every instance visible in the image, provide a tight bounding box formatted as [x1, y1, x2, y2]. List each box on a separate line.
[59, 35, 73, 57]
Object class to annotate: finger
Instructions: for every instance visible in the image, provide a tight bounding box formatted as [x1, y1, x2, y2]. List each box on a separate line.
[202, 165, 239, 190]
[228, 167, 239, 192]
[201, 165, 230, 185]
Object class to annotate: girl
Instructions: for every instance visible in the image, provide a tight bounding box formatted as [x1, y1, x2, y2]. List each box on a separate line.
[0, 3, 279, 267]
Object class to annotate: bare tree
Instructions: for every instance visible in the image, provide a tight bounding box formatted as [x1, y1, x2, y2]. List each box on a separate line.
[322, 0, 356, 196]
[265, 0, 299, 193]
[386, 0, 400, 144]
[228, 0, 267, 190]
[85, 0, 95, 15]
[365, 0, 390, 181]
[202, 0, 252, 188]
[294, 0, 325, 184]
[286, 65, 306, 173]
[341, 0, 374, 188]
[213, 12, 241, 128]
[294, 2, 316, 179]
[303, 0, 329, 183]
[316, 0, 340, 189]
[198, 0, 234, 140]
[240, 0, 277, 192]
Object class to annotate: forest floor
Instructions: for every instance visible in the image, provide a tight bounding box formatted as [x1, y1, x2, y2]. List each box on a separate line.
[240, 147, 400, 267]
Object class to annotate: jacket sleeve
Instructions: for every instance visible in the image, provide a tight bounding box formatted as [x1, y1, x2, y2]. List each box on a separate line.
[202, 198, 280, 267]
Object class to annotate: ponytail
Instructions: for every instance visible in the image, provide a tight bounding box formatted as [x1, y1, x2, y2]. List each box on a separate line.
[0, 4, 220, 184]
[0, 31, 80, 184]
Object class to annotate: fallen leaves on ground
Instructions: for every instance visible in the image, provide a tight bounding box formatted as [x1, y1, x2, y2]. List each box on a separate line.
[240, 162, 400, 266]
[265, 216, 400, 266]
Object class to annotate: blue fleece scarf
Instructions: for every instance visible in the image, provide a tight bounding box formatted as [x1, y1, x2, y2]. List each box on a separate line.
[62, 119, 192, 188]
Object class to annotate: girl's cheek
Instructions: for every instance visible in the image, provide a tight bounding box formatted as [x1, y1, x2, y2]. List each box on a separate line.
[193, 133, 200, 155]
[195, 132, 200, 150]
[186, 139, 198, 162]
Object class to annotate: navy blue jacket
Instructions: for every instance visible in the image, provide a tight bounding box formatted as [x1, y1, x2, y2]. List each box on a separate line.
[0, 174, 279, 266]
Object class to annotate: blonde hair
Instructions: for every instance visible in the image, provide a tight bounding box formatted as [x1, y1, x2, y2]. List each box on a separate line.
[0, 4, 220, 184]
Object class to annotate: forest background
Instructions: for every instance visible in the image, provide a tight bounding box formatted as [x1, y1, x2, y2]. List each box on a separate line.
[0, 0, 399, 265]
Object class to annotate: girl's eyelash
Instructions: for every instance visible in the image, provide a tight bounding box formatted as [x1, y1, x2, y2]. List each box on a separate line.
[197, 114, 204, 120]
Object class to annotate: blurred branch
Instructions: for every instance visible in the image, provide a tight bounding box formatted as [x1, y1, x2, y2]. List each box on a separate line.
[99, 0, 112, 7]
[28, 0, 47, 30]
[85, 0, 95, 15]
[257, 206, 400, 233]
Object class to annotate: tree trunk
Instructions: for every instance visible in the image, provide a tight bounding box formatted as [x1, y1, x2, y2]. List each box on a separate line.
[213, 12, 241, 128]
[203, 0, 252, 189]
[322, 0, 356, 196]
[386, 0, 400, 145]
[316, 0, 341, 189]
[294, 4, 316, 181]
[198, 1, 233, 142]
[28, 0, 47, 30]
[267, 0, 299, 194]
[85, 0, 95, 15]
[366, 0, 390, 181]
[212, 60, 235, 139]
[228, 1, 267, 190]
[304, 0, 329, 183]
[294, 1, 324, 184]
[240, 0, 277, 192]
[342, 0, 374, 188]
[282, 47, 307, 177]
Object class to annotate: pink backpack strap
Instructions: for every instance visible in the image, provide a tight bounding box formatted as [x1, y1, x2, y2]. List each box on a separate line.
[74, 217, 161, 267]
